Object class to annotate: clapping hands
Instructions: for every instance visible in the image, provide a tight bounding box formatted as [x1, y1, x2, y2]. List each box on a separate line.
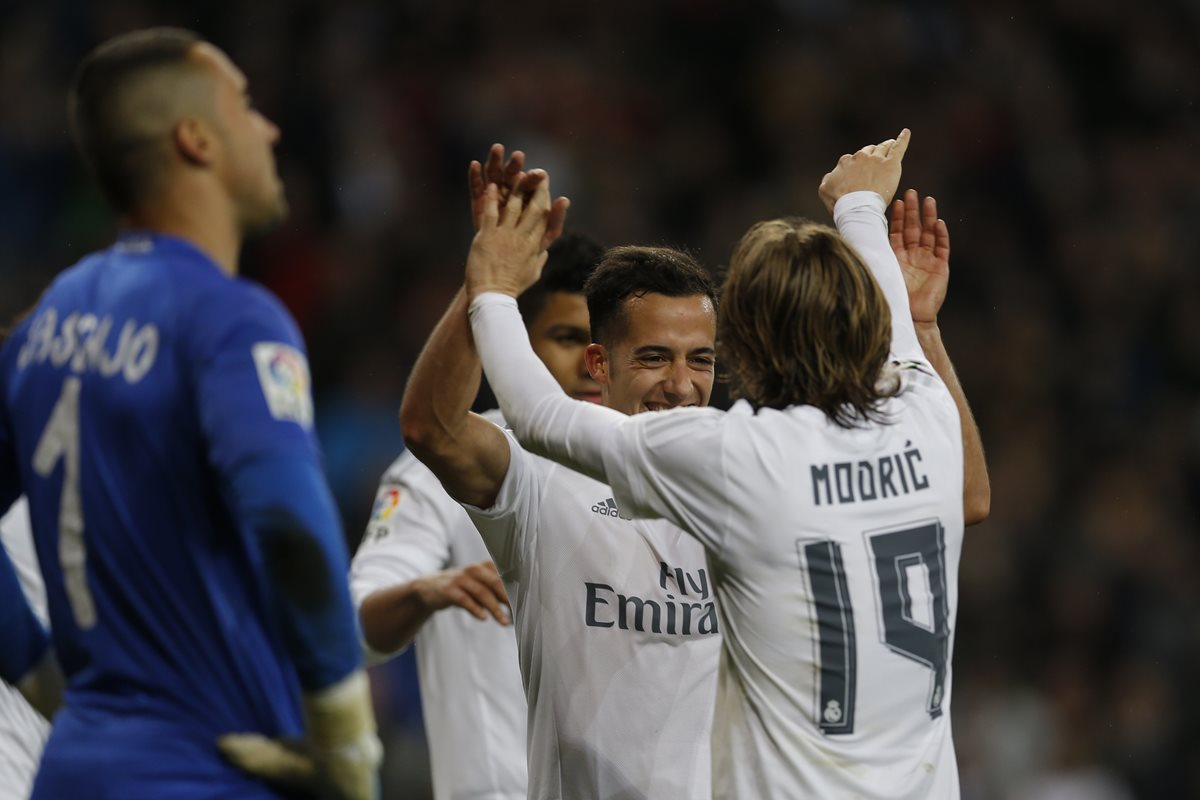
[464, 144, 570, 299]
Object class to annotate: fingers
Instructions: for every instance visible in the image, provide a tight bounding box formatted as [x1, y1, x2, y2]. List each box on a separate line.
[445, 583, 488, 621]
[892, 127, 911, 159]
[481, 183, 500, 229]
[543, 196, 570, 248]
[920, 195, 938, 251]
[502, 182, 525, 227]
[468, 160, 484, 201]
[515, 169, 546, 199]
[903, 188, 921, 247]
[889, 199, 905, 253]
[517, 171, 551, 236]
[218, 734, 317, 783]
[483, 143, 506, 186]
[473, 561, 512, 620]
[934, 218, 951, 262]
[468, 160, 485, 229]
[502, 150, 526, 189]
[453, 563, 511, 625]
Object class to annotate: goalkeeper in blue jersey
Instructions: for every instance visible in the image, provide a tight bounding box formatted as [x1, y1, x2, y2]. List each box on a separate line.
[0, 28, 379, 800]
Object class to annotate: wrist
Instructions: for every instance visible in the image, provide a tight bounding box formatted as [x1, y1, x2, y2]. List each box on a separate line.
[465, 278, 521, 303]
[914, 320, 941, 338]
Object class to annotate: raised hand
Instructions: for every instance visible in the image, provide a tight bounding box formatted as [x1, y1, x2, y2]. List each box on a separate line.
[465, 170, 562, 298]
[468, 144, 568, 248]
[468, 144, 524, 228]
[889, 189, 949, 325]
[818, 128, 911, 214]
[414, 560, 511, 624]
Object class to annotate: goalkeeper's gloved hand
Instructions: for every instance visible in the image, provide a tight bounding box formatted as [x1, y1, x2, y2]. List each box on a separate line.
[17, 650, 64, 721]
[219, 669, 382, 800]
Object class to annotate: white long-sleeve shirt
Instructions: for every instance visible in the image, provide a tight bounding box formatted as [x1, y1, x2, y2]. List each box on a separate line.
[469, 192, 966, 799]
[463, 429, 720, 800]
[0, 498, 51, 800]
[350, 411, 527, 800]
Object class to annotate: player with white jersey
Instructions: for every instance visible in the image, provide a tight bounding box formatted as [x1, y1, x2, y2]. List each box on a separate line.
[464, 130, 990, 799]
[0, 498, 50, 800]
[350, 219, 606, 800]
[400, 167, 722, 799]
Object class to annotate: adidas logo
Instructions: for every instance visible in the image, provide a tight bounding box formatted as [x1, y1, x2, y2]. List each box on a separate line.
[590, 497, 629, 520]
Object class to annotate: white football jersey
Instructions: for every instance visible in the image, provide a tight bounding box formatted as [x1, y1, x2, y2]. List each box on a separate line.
[350, 410, 527, 800]
[594, 194, 966, 799]
[0, 497, 51, 800]
[465, 432, 721, 800]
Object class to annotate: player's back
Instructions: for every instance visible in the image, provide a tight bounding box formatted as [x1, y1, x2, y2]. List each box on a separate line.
[712, 365, 964, 798]
[603, 361, 964, 799]
[0, 233, 305, 797]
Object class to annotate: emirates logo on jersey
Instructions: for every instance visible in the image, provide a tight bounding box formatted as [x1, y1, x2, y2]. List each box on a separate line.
[583, 561, 719, 637]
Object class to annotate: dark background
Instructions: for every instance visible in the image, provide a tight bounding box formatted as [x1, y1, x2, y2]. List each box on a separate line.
[2, 1, 1198, 797]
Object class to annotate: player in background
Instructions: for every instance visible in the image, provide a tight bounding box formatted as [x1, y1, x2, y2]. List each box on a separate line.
[351, 150, 605, 800]
[401, 169, 722, 800]
[0, 28, 378, 799]
[0, 498, 51, 800]
[464, 129, 988, 798]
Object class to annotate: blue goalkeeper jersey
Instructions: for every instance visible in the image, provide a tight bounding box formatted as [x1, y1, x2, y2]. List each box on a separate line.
[0, 232, 324, 797]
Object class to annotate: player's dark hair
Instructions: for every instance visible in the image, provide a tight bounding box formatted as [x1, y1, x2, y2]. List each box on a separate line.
[585, 246, 717, 347]
[517, 233, 605, 328]
[720, 217, 900, 427]
[69, 27, 204, 213]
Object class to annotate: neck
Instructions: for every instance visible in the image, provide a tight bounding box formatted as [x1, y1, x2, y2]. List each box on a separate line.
[124, 176, 242, 276]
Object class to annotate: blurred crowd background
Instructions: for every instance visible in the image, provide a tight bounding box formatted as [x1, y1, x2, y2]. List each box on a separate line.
[2, 1, 1198, 797]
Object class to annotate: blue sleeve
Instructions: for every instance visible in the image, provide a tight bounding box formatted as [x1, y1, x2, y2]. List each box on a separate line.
[227, 454, 362, 692]
[189, 283, 359, 691]
[0, 543, 48, 684]
[192, 283, 320, 475]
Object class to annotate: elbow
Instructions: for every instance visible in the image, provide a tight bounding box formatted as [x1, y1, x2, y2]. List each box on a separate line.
[357, 599, 401, 666]
[399, 399, 445, 463]
[964, 489, 991, 527]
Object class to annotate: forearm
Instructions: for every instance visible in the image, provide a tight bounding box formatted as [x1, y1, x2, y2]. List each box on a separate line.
[231, 456, 362, 691]
[468, 292, 624, 482]
[357, 581, 435, 657]
[834, 192, 922, 362]
[400, 289, 511, 507]
[915, 323, 990, 524]
[400, 289, 482, 453]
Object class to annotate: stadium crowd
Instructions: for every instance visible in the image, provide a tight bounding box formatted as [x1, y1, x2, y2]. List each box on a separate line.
[1, 1, 1197, 797]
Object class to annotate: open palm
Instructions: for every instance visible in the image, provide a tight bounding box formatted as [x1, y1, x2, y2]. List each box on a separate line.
[889, 189, 950, 325]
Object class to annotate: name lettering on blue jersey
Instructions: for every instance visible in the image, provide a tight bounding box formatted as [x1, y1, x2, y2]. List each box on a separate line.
[17, 307, 159, 384]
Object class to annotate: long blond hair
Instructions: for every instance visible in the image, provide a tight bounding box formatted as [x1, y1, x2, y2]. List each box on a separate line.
[719, 218, 898, 427]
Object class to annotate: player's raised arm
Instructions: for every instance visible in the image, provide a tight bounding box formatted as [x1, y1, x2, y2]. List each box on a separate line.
[890, 190, 990, 524]
[400, 150, 565, 509]
[819, 128, 924, 364]
[467, 175, 629, 485]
